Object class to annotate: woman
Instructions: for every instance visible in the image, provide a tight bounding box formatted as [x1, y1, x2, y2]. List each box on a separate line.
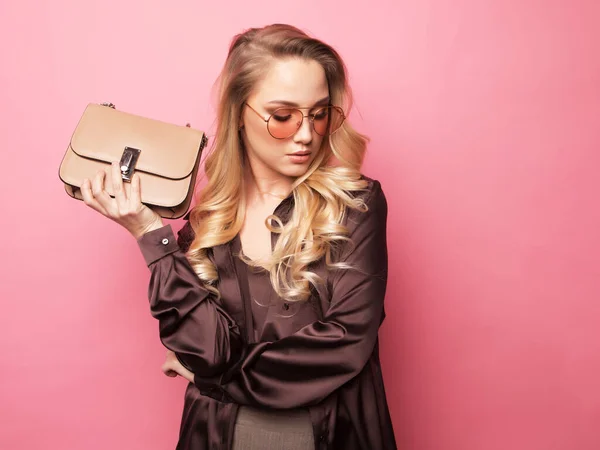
[81, 23, 396, 450]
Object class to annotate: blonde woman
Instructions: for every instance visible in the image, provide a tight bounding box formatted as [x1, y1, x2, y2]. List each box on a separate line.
[81, 24, 396, 450]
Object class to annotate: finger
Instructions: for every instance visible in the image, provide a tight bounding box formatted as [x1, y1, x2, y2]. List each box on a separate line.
[91, 169, 115, 214]
[111, 161, 128, 206]
[129, 173, 141, 208]
[161, 362, 178, 377]
[81, 179, 110, 216]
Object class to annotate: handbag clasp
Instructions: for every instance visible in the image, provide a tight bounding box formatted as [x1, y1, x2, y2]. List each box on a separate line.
[119, 146, 141, 182]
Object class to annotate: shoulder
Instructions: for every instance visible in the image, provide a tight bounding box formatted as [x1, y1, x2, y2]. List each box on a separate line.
[358, 175, 385, 204]
[345, 175, 387, 232]
[331, 175, 388, 270]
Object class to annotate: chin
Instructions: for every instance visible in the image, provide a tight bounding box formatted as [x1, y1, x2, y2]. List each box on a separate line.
[279, 165, 308, 178]
[278, 164, 312, 178]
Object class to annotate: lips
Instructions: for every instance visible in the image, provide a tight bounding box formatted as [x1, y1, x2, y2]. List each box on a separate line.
[287, 151, 312, 164]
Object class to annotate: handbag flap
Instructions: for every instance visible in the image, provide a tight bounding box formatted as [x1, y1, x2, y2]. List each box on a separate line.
[70, 103, 205, 180]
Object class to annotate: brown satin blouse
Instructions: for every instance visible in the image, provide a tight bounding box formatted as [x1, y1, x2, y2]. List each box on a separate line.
[136, 177, 397, 450]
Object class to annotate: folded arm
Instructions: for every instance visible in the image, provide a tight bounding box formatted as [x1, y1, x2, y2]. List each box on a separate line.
[194, 181, 389, 409]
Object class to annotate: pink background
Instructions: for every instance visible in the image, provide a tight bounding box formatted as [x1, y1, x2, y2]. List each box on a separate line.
[1, 0, 599, 449]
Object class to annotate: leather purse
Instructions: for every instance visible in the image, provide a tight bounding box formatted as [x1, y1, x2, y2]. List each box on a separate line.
[58, 102, 208, 219]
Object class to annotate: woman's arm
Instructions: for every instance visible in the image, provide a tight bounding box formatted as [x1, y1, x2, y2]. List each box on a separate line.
[79, 162, 243, 378]
[193, 180, 388, 409]
[137, 223, 243, 378]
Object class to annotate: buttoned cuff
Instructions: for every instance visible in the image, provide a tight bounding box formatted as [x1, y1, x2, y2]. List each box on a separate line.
[136, 224, 180, 266]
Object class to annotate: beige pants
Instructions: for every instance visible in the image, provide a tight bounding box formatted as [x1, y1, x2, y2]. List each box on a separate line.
[232, 406, 315, 450]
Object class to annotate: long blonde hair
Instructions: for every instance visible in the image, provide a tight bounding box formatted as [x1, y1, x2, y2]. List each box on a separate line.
[187, 23, 369, 302]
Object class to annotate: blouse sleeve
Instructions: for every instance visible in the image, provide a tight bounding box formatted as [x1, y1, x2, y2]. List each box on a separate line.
[194, 180, 388, 409]
[136, 221, 243, 378]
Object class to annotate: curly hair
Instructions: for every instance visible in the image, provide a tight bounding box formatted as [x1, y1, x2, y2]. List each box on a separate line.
[186, 23, 370, 302]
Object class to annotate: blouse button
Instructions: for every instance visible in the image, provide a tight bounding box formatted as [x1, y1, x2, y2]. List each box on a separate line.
[161, 238, 169, 245]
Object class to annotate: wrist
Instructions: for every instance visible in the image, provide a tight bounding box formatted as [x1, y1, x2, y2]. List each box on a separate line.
[132, 217, 164, 240]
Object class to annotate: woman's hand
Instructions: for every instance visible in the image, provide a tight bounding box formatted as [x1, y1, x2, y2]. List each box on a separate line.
[81, 161, 164, 239]
[161, 350, 195, 383]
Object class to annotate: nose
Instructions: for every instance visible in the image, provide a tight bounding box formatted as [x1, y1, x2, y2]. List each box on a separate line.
[292, 114, 313, 144]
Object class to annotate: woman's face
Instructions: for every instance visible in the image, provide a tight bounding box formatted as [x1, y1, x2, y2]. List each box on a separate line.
[240, 58, 329, 180]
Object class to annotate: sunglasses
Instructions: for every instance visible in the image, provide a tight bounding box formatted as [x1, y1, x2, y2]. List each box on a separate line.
[244, 103, 346, 140]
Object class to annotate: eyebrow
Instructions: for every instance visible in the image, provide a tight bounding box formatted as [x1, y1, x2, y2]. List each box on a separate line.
[266, 96, 330, 107]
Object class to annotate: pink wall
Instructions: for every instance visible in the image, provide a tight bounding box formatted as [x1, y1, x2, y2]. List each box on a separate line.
[1, 0, 599, 449]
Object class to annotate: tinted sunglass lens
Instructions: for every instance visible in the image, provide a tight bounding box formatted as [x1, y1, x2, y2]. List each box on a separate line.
[268, 108, 303, 139]
[313, 107, 344, 136]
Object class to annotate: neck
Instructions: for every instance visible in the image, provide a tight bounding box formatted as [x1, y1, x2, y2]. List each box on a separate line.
[244, 163, 293, 205]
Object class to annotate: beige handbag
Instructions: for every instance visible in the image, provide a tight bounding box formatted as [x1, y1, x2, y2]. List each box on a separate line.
[58, 102, 208, 219]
